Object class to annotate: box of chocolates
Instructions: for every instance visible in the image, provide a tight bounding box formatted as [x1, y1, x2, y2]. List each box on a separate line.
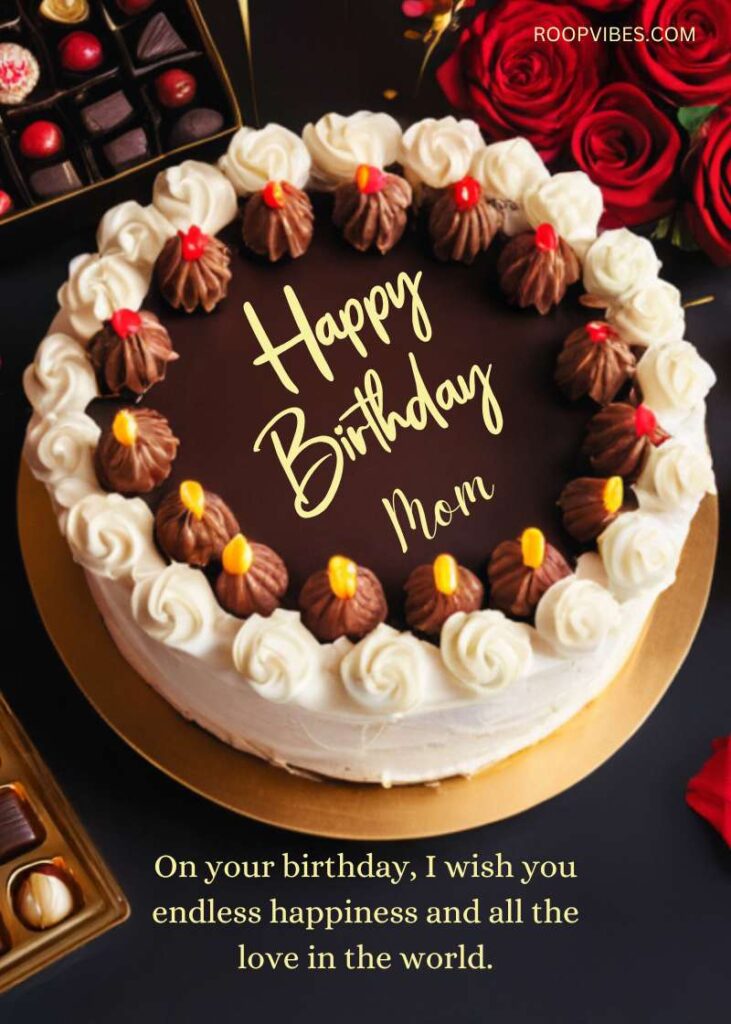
[0, 692, 129, 993]
[0, 0, 242, 228]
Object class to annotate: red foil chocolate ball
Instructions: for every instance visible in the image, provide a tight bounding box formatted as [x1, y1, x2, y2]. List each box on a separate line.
[20, 121, 64, 160]
[59, 31, 103, 73]
[0, 190, 13, 217]
[155, 68, 197, 109]
[117, 0, 156, 15]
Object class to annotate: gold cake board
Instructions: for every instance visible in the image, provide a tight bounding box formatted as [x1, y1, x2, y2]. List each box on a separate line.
[18, 464, 718, 840]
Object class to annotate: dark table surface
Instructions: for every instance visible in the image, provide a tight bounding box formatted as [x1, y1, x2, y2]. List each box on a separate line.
[3, 2, 729, 1021]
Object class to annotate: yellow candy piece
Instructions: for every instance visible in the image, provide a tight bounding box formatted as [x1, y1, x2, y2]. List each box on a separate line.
[603, 476, 624, 515]
[355, 165, 371, 192]
[328, 556, 358, 600]
[179, 480, 205, 520]
[222, 534, 253, 576]
[433, 553, 458, 596]
[112, 409, 138, 447]
[521, 527, 545, 570]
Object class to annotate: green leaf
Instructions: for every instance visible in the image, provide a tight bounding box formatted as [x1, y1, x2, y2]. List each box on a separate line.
[670, 211, 700, 253]
[677, 105, 717, 137]
[652, 216, 672, 241]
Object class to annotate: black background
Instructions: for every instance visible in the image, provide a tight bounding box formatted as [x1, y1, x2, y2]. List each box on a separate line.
[3, 2, 729, 1020]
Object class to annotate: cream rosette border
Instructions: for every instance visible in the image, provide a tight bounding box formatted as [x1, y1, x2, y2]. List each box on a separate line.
[22, 115, 716, 729]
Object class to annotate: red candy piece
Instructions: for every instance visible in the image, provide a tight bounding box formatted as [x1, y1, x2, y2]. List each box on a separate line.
[453, 175, 481, 212]
[262, 180, 286, 210]
[20, 121, 64, 160]
[585, 321, 615, 344]
[535, 222, 559, 252]
[179, 225, 209, 262]
[111, 308, 142, 339]
[117, 0, 155, 14]
[155, 68, 197, 109]
[59, 32, 103, 74]
[355, 164, 387, 195]
[0, 190, 13, 217]
[634, 404, 657, 438]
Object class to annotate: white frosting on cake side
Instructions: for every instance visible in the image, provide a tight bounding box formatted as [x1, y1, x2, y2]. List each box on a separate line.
[219, 124, 311, 195]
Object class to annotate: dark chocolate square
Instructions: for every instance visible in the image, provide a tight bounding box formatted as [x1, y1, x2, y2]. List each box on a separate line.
[136, 13, 186, 64]
[81, 90, 134, 137]
[103, 126, 149, 171]
[29, 160, 83, 199]
[0, 787, 44, 865]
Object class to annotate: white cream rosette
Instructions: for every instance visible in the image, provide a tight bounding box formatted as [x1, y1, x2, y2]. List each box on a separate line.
[636, 341, 716, 419]
[598, 511, 681, 600]
[131, 563, 221, 655]
[441, 610, 532, 693]
[232, 609, 319, 703]
[607, 279, 685, 348]
[66, 493, 164, 583]
[469, 138, 548, 235]
[637, 440, 714, 511]
[58, 252, 148, 340]
[340, 624, 424, 713]
[303, 111, 402, 189]
[583, 229, 661, 302]
[535, 578, 620, 656]
[400, 116, 482, 190]
[23, 332, 98, 416]
[523, 171, 603, 259]
[96, 200, 174, 267]
[152, 160, 238, 236]
[219, 124, 311, 195]
[24, 410, 100, 514]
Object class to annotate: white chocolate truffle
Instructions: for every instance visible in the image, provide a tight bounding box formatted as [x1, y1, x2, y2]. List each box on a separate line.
[16, 869, 75, 930]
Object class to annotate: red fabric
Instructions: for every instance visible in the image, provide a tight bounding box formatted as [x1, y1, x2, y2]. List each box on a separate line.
[686, 737, 731, 846]
[618, 0, 731, 106]
[571, 83, 682, 228]
[683, 105, 731, 267]
[436, 0, 604, 162]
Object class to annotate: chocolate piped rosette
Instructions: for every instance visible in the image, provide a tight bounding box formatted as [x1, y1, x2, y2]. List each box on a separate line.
[23, 111, 717, 786]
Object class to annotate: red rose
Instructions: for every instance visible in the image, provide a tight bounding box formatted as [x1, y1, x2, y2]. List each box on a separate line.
[683, 105, 731, 267]
[571, 84, 682, 227]
[686, 737, 731, 846]
[572, 0, 634, 8]
[619, 0, 731, 106]
[437, 0, 604, 162]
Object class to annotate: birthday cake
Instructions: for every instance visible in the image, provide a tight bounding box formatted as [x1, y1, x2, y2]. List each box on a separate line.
[23, 112, 717, 784]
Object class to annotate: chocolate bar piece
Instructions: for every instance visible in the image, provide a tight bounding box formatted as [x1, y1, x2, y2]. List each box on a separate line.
[29, 160, 82, 199]
[81, 90, 133, 136]
[103, 126, 149, 171]
[136, 13, 186, 63]
[0, 787, 44, 865]
[169, 108, 224, 148]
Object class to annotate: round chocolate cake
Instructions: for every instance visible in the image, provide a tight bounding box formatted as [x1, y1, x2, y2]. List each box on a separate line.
[23, 112, 717, 784]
